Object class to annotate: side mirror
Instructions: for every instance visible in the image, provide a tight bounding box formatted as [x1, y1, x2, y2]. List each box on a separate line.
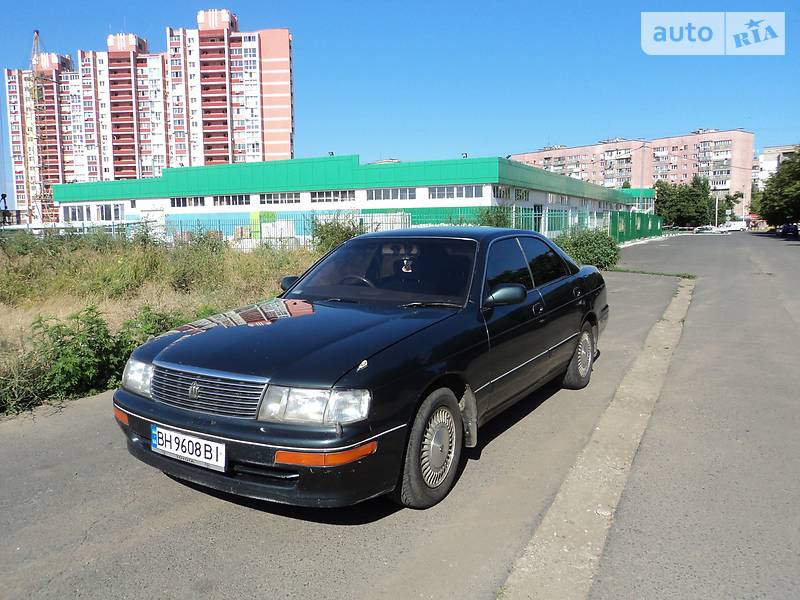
[483, 283, 526, 309]
[280, 276, 299, 292]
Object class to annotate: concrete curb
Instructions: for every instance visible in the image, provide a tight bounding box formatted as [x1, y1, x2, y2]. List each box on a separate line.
[501, 278, 695, 600]
[619, 233, 692, 248]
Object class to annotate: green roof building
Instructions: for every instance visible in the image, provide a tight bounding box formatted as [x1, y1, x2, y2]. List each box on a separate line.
[51, 155, 661, 243]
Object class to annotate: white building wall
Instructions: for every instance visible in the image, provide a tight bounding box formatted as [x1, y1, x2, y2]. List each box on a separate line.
[96, 51, 114, 180]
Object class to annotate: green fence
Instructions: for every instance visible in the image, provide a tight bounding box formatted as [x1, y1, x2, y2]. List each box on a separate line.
[609, 211, 662, 243]
[37, 205, 662, 250]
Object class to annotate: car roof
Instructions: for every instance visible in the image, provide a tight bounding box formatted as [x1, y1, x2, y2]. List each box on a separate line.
[356, 226, 543, 242]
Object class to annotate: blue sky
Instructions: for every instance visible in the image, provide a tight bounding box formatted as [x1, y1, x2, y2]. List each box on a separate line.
[1, 0, 797, 207]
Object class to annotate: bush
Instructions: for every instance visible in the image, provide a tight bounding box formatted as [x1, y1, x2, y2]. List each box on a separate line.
[0, 305, 188, 414]
[0, 230, 40, 258]
[131, 221, 162, 249]
[0, 353, 51, 414]
[478, 206, 512, 228]
[168, 231, 226, 292]
[115, 306, 188, 360]
[30, 306, 120, 399]
[553, 229, 620, 270]
[78, 248, 163, 298]
[81, 228, 123, 252]
[311, 216, 368, 253]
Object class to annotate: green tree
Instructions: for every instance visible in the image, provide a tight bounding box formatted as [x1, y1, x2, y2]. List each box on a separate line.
[621, 180, 631, 189]
[757, 154, 800, 225]
[749, 182, 762, 217]
[654, 176, 711, 227]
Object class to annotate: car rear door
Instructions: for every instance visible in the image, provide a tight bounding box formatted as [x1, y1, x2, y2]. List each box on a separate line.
[517, 236, 584, 371]
[481, 237, 551, 411]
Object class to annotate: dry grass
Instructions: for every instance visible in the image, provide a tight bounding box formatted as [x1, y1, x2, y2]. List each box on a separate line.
[0, 236, 319, 353]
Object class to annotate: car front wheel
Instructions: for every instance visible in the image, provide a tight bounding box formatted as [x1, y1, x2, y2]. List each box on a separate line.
[393, 388, 463, 509]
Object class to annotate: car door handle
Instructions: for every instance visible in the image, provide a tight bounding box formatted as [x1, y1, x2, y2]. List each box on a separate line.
[572, 287, 582, 298]
[532, 303, 544, 316]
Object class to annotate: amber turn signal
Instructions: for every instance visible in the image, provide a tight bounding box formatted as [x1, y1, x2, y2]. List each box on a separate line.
[114, 406, 129, 426]
[274, 440, 377, 467]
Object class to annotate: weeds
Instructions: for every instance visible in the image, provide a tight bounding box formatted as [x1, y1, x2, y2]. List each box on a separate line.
[0, 228, 319, 307]
[0, 229, 321, 413]
[0, 305, 192, 414]
[311, 216, 369, 253]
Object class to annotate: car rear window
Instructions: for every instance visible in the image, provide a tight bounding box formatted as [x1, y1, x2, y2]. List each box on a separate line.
[518, 237, 570, 287]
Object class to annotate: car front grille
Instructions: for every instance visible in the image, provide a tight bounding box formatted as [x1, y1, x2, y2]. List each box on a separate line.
[150, 365, 267, 418]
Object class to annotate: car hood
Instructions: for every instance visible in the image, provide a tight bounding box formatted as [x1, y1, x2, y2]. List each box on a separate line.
[147, 298, 456, 386]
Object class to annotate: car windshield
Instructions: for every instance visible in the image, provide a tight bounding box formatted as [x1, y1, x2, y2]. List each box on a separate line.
[287, 237, 477, 305]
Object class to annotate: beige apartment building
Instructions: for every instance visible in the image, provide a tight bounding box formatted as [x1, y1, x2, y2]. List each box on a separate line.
[4, 8, 293, 222]
[510, 128, 755, 217]
[753, 143, 798, 190]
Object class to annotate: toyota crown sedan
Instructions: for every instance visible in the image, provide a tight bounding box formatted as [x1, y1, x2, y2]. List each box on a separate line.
[114, 227, 608, 509]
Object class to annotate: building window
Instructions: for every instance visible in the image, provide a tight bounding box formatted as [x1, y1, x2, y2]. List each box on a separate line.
[366, 187, 417, 201]
[429, 185, 483, 200]
[171, 196, 206, 208]
[260, 192, 300, 204]
[310, 190, 356, 203]
[492, 185, 511, 200]
[514, 189, 530, 202]
[213, 194, 250, 206]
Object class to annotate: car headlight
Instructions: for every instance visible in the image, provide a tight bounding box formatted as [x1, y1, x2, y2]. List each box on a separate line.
[258, 386, 371, 425]
[122, 358, 154, 398]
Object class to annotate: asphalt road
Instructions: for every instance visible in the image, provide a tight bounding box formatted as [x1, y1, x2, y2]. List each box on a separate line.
[591, 232, 800, 599]
[0, 271, 678, 600]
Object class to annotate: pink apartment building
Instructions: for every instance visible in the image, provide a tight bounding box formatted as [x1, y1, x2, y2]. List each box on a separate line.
[510, 129, 755, 217]
[4, 8, 293, 222]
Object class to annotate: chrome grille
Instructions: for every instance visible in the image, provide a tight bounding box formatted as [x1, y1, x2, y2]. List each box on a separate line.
[151, 365, 266, 418]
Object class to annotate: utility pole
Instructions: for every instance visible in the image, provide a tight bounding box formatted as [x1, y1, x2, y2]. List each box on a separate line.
[715, 195, 719, 227]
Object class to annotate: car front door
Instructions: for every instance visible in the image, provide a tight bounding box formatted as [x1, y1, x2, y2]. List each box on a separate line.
[518, 236, 584, 372]
[481, 237, 551, 412]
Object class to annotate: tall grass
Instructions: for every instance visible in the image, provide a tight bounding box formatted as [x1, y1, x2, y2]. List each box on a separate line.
[0, 228, 318, 307]
[0, 229, 319, 414]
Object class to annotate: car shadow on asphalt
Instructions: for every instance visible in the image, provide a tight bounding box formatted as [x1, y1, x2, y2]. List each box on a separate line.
[464, 379, 561, 461]
[169, 475, 404, 525]
[167, 380, 563, 524]
[752, 231, 800, 243]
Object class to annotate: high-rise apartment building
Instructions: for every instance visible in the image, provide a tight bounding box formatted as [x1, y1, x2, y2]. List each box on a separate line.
[4, 9, 293, 222]
[753, 143, 798, 190]
[510, 129, 755, 216]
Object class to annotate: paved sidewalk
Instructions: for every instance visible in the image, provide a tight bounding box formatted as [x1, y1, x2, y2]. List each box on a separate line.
[591, 233, 800, 599]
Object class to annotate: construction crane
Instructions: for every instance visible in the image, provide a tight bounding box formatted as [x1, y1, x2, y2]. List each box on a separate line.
[23, 30, 59, 224]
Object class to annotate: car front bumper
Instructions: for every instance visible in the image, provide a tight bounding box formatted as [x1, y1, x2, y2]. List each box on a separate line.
[113, 389, 407, 508]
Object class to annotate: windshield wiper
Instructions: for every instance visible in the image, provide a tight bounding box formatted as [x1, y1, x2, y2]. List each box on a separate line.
[400, 301, 462, 309]
[321, 297, 359, 304]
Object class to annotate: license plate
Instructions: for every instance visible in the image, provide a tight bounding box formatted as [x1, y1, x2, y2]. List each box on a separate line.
[150, 424, 226, 472]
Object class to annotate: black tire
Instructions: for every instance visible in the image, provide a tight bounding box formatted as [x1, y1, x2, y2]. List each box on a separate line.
[392, 388, 463, 509]
[562, 321, 595, 390]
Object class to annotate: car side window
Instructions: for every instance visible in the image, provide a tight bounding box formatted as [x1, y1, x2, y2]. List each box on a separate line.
[518, 237, 569, 287]
[484, 238, 533, 293]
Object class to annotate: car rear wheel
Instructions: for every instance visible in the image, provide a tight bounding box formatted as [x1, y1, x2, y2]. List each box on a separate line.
[393, 388, 463, 509]
[562, 322, 595, 390]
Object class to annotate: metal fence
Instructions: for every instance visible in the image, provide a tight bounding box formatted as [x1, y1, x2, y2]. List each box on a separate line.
[164, 207, 660, 250]
[2, 206, 662, 250]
